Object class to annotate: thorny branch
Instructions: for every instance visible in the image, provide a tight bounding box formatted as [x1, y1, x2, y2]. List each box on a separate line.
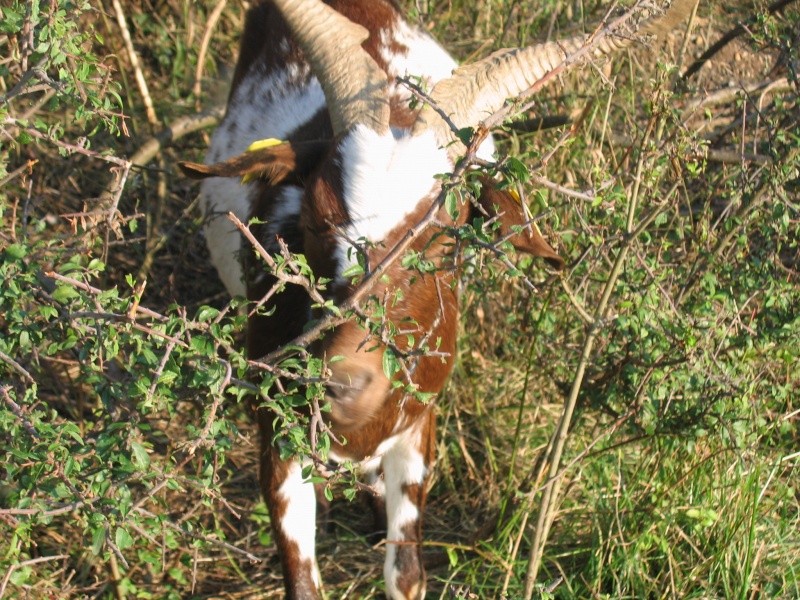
[42, 271, 332, 392]
[0, 555, 69, 598]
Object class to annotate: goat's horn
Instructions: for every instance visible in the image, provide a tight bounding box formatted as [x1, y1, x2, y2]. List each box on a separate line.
[272, 0, 390, 136]
[414, 0, 694, 153]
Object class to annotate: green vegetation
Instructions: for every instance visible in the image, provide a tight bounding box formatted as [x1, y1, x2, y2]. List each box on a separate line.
[1, 0, 797, 598]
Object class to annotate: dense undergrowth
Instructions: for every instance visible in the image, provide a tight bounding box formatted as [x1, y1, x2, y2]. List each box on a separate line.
[1, 0, 798, 598]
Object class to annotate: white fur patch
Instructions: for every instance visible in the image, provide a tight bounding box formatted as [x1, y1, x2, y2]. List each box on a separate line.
[200, 67, 324, 297]
[199, 177, 253, 296]
[331, 421, 429, 597]
[337, 126, 452, 278]
[381, 427, 427, 599]
[380, 19, 457, 100]
[379, 18, 496, 163]
[278, 461, 320, 586]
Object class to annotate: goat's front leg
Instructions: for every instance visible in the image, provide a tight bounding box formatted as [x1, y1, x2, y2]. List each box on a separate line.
[382, 411, 435, 600]
[260, 431, 322, 599]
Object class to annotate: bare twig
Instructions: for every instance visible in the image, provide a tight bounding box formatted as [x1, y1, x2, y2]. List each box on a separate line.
[0, 500, 88, 518]
[396, 76, 462, 138]
[0, 159, 36, 190]
[146, 340, 177, 403]
[0, 57, 47, 104]
[105, 530, 130, 571]
[530, 174, 598, 202]
[672, 0, 700, 80]
[1, 385, 39, 438]
[45, 271, 164, 321]
[0, 351, 35, 385]
[309, 392, 345, 467]
[133, 507, 264, 562]
[0, 120, 130, 168]
[193, 0, 228, 108]
[111, 0, 158, 127]
[559, 279, 595, 325]
[129, 106, 224, 168]
[183, 361, 232, 456]
[107, 550, 125, 600]
[682, 78, 792, 116]
[229, 213, 331, 310]
[0, 554, 68, 598]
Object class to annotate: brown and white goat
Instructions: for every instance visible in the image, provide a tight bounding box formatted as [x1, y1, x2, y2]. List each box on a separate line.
[181, 0, 690, 597]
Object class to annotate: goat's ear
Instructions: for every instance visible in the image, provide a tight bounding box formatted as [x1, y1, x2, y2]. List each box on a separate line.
[476, 181, 565, 270]
[178, 140, 328, 186]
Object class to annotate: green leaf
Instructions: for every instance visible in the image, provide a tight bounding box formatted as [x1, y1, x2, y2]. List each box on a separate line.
[9, 566, 32, 586]
[340, 262, 365, 280]
[5, 243, 27, 259]
[61, 422, 84, 444]
[91, 527, 106, 555]
[196, 306, 219, 322]
[446, 546, 459, 567]
[168, 566, 189, 585]
[445, 189, 460, 221]
[504, 156, 530, 183]
[382, 348, 400, 379]
[52, 283, 79, 303]
[456, 126, 474, 146]
[18, 330, 31, 350]
[115, 527, 134, 550]
[131, 442, 150, 469]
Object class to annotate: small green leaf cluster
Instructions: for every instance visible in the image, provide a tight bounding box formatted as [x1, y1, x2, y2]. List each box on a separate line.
[1, 0, 123, 145]
[0, 228, 251, 596]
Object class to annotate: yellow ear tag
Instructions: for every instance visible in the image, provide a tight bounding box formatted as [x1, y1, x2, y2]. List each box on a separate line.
[246, 138, 283, 152]
[509, 186, 534, 222]
[241, 138, 284, 183]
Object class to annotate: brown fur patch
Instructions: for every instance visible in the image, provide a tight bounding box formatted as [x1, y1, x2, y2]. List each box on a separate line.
[476, 180, 565, 269]
[322, 323, 391, 430]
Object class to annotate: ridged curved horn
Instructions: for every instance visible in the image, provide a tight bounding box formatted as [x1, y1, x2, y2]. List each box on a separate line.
[272, 0, 390, 136]
[414, 0, 694, 151]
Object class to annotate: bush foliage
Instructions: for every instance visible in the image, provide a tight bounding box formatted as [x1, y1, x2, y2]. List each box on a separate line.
[1, 0, 798, 598]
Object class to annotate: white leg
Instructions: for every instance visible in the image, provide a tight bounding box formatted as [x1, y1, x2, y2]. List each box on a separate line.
[382, 434, 429, 600]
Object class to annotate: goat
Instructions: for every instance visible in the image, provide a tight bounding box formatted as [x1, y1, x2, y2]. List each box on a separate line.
[180, 0, 690, 597]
